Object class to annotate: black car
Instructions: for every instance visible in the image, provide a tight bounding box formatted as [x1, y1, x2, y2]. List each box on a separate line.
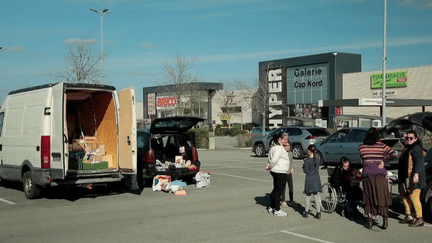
[137, 116, 204, 185]
[383, 112, 432, 217]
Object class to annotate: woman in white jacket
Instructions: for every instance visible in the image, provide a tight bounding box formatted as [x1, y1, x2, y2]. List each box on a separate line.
[265, 132, 291, 217]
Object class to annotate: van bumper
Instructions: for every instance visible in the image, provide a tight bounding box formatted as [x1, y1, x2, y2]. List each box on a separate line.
[50, 171, 123, 186]
[32, 169, 52, 187]
[141, 163, 200, 180]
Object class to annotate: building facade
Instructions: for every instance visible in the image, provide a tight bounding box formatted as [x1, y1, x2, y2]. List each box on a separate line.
[258, 52, 362, 129]
[142, 82, 223, 127]
[340, 65, 432, 127]
[211, 89, 255, 128]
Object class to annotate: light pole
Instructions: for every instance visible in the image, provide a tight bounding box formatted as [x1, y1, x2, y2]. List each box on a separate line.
[382, 0, 387, 126]
[90, 8, 111, 80]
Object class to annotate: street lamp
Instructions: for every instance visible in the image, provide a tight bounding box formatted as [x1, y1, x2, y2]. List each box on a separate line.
[382, 0, 387, 126]
[90, 8, 112, 80]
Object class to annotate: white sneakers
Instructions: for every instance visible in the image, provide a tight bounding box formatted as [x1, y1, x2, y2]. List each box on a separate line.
[267, 207, 288, 217]
[273, 210, 288, 217]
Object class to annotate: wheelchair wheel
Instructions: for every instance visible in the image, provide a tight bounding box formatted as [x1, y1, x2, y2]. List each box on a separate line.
[321, 183, 337, 213]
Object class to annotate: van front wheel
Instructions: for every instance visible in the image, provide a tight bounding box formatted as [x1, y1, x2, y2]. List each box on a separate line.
[23, 171, 41, 199]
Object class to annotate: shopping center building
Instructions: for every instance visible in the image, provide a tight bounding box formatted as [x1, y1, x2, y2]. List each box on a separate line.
[142, 82, 223, 127]
[138, 52, 432, 130]
[338, 65, 432, 127]
[259, 52, 432, 129]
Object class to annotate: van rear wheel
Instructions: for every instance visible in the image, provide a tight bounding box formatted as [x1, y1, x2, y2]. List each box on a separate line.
[23, 171, 41, 199]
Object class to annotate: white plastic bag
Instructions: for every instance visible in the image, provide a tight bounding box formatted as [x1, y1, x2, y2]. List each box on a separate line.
[195, 171, 210, 188]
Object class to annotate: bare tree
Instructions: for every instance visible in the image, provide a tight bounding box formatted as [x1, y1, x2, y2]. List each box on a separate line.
[52, 39, 104, 84]
[234, 78, 268, 136]
[160, 53, 202, 116]
[212, 81, 238, 128]
[235, 62, 284, 136]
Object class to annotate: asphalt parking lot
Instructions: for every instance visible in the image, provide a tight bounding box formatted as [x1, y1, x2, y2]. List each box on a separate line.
[0, 149, 431, 243]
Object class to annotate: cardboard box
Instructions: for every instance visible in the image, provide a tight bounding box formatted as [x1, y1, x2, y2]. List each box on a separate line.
[175, 155, 184, 166]
[84, 136, 98, 151]
[103, 154, 114, 168]
[71, 139, 85, 151]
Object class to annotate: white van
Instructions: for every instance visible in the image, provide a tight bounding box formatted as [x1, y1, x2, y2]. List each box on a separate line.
[0, 83, 136, 199]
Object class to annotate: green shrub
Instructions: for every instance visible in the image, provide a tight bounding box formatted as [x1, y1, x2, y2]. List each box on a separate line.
[214, 125, 246, 137]
[191, 128, 210, 149]
[237, 133, 259, 147]
[229, 127, 241, 137]
[214, 125, 223, 136]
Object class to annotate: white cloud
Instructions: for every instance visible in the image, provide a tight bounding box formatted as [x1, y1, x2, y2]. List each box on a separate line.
[2, 46, 26, 52]
[63, 38, 97, 44]
[196, 36, 432, 63]
[139, 43, 156, 50]
[399, 0, 432, 9]
[104, 41, 116, 45]
[124, 71, 146, 76]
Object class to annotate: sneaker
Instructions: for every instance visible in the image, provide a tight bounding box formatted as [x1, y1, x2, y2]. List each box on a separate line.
[274, 210, 288, 217]
[281, 201, 288, 208]
[267, 207, 274, 214]
[302, 211, 308, 218]
[316, 212, 321, 219]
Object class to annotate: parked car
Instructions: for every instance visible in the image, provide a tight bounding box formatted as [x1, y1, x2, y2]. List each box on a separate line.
[137, 116, 204, 185]
[250, 126, 271, 135]
[314, 127, 403, 167]
[252, 126, 330, 159]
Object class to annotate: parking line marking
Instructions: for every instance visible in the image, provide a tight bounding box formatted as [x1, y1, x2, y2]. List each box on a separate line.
[211, 172, 271, 182]
[280, 231, 335, 243]
[205, 163, 306, 176]
[0, 198, 16, 205]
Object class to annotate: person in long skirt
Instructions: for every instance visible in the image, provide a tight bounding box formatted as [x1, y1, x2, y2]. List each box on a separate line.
[359, 128, 398, 229]
[302, 145, 322, 219]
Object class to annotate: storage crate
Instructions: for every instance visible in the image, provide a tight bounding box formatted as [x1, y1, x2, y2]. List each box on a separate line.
[81, 161, 108, 170]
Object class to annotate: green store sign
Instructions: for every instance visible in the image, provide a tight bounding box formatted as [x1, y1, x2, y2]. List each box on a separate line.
[370, 71, 407, 89]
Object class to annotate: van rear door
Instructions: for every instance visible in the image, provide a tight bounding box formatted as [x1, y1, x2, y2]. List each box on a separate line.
[118, 87, 137, 174]
[51, 83, 66, 178]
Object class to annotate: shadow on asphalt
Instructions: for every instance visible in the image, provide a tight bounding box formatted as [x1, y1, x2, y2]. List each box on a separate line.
[43, 183, 144, 201]
[0, 180, 144, 202]
[254, 193, 270, 209]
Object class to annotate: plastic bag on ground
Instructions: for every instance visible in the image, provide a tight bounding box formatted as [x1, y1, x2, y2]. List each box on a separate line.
[195, 171, 210, 188]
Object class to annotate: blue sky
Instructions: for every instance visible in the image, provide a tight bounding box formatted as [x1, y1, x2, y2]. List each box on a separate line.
[1, 0, 432, 103]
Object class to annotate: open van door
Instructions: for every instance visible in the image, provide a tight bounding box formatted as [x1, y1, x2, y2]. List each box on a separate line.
[51, 83, 66, 178]
[118, 87, 137, 174]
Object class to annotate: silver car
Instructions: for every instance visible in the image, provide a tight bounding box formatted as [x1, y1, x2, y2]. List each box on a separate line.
[315, 127, 404, 167]
[252, 126, 330, 159]
[315, 127, 369, 166]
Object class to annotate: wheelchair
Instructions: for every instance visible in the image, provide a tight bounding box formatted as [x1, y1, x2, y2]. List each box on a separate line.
[320, 167, 363, 217]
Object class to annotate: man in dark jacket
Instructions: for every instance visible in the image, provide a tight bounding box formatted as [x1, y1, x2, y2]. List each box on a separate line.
[330, 158, 362, 216]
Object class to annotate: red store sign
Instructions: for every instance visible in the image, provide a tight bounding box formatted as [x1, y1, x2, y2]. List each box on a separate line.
[157, 96, 178, 107]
